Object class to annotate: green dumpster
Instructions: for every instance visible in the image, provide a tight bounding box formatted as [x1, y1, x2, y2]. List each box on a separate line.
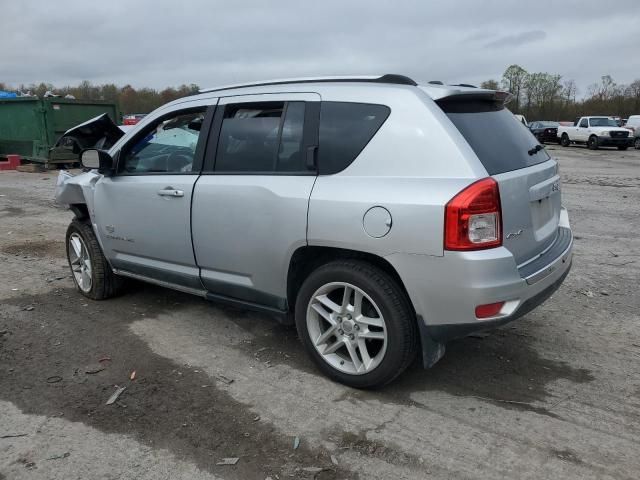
[0, 97, 120, 165]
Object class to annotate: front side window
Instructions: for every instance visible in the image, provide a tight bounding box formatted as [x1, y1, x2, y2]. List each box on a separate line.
[121, 109, 205, 174]
[579, 119, 588, 128]
[215, 101, 306, 173]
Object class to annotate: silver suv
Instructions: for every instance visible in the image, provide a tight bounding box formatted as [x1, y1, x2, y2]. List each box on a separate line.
[56, 74, 573, 388]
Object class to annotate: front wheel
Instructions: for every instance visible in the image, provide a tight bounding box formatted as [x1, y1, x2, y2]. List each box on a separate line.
[588, 135, 599, 150]
[295, 260, 418, 388]
[66, 219, 123, 300]
[560, 134, 570, 147]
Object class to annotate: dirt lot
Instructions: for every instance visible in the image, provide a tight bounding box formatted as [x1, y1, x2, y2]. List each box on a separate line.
[1, 145, 639, 480]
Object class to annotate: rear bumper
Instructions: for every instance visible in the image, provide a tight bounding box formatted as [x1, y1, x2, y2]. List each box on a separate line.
[386, 210, 573, 365]
[539, 133, 558, 143]
[597, 136, 632, 147]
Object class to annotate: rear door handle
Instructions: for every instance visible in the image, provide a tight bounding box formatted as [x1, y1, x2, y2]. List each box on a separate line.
[157, 188, 184, 197]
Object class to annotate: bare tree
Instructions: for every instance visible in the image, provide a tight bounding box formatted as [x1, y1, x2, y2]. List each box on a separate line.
[480, 79, 500, 90]
[501, 65, 528, 112]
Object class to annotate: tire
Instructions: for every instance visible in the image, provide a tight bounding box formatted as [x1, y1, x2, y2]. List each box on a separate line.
[588, 135, 599, 150]
[635, 138, 640, 150]
[295, 260, 418, 389]
[617, 146, 628, 151]
[65, 218, 124, 300]
[560, 134, 570, 147]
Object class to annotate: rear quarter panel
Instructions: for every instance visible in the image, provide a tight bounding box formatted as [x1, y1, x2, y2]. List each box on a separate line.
[307, 86, 486, 257]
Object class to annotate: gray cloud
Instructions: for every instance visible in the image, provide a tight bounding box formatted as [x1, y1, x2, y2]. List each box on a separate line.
[1, 0, 639, 95]
[484, 30, 547, 49]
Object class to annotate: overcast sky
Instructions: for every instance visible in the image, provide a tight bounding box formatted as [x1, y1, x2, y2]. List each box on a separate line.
[2, 0, 640, 95]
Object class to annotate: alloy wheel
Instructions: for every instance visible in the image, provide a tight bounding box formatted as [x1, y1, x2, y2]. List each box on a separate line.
[69, 233, 92, 292]
[306, 282, 387, 375]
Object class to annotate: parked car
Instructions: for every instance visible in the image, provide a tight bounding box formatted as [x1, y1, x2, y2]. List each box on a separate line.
[123, 113, 147, 125]
[529, 121, 559, 144]
[514, 114, 528, 126]
[624, 115, 640, 136]
[557, 116, 632, 150]
[55, 74, 573, 388]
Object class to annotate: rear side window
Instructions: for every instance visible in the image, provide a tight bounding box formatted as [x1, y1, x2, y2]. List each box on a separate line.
[215, 101, 306, 173]
[318, 102, 390, 174]
[440, 100, 549, 175]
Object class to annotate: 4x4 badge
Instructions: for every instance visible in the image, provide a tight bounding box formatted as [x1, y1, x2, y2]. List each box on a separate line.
[506, 229, 523, 239]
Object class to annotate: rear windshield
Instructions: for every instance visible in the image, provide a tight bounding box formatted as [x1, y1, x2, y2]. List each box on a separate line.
[440, 100, 549, 175]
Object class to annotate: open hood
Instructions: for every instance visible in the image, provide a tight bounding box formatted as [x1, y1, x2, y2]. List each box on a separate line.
[55, 113, 125, 150]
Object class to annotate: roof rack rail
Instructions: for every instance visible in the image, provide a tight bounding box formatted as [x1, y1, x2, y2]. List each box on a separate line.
[451, 83, 477, 88]
[199, 73, 417, 93]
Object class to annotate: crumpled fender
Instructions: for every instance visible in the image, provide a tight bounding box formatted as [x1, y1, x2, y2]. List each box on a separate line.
[55, 170, 101, 219]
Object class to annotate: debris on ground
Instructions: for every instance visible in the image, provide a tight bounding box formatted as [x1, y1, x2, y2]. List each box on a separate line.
[46, 452, 70, 461]
[22, 305, 34, 311]
[97, 356, 111, 363]
[600, 291, 609, 296]
[580, 290, 595, 298]
[302, 466, 324, 473]
[293, 436, 300, 449]
[85, 364, 105, 374]
[253, 415, 260, 421]
[330, 455, 338, 465]
[46, 375, 62, 384]
[105, 386, 126, 405]
[216, 457, 240, 465]
[130, 370, 136, 380]
[216, 374, 234, 385]
[1, 433, 28, 439]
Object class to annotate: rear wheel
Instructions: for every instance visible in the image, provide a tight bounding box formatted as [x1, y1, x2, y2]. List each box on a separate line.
[588, 135, 599, 150]
[295, 260, 418, 388]
[560, 134, 570, 147]
[66, 219, 123, 300]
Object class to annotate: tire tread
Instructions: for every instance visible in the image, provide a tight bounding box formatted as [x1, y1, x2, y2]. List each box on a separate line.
[66, 218, 123, 300]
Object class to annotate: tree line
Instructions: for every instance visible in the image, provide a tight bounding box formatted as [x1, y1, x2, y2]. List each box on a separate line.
[3, 66, 640, 122]
[481, 65, 640, 122]
[0, 80, 200, 116]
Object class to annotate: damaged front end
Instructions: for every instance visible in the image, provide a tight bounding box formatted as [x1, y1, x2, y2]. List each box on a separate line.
[55, 170, 101, 220]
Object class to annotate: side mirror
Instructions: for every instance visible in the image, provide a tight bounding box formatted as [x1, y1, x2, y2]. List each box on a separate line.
[81, 149, 114, 175]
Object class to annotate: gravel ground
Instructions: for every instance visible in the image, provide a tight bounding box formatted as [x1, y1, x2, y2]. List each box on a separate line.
[1, 145, 639, 479]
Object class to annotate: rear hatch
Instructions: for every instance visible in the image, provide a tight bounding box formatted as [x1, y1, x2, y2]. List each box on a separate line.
[438, 95, 561, 266]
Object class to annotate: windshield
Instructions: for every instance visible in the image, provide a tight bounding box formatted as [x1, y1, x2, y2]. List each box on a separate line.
[589, 117, 618, 127]
[538, 121, 559, 128]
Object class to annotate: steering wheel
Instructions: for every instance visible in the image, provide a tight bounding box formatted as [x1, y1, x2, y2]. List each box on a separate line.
[166, 149, 193, 172]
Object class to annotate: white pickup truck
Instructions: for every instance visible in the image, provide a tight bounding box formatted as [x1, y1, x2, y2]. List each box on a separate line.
[557, 116, 632, 150]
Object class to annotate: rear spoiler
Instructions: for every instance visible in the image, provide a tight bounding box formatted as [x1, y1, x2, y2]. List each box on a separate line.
[419, 84, 513, 105]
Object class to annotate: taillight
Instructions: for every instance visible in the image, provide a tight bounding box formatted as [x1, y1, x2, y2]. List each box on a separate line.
[444, 178, 502, 250]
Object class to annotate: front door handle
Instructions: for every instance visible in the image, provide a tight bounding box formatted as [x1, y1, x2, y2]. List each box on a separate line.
[157, 188, 184, 197]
